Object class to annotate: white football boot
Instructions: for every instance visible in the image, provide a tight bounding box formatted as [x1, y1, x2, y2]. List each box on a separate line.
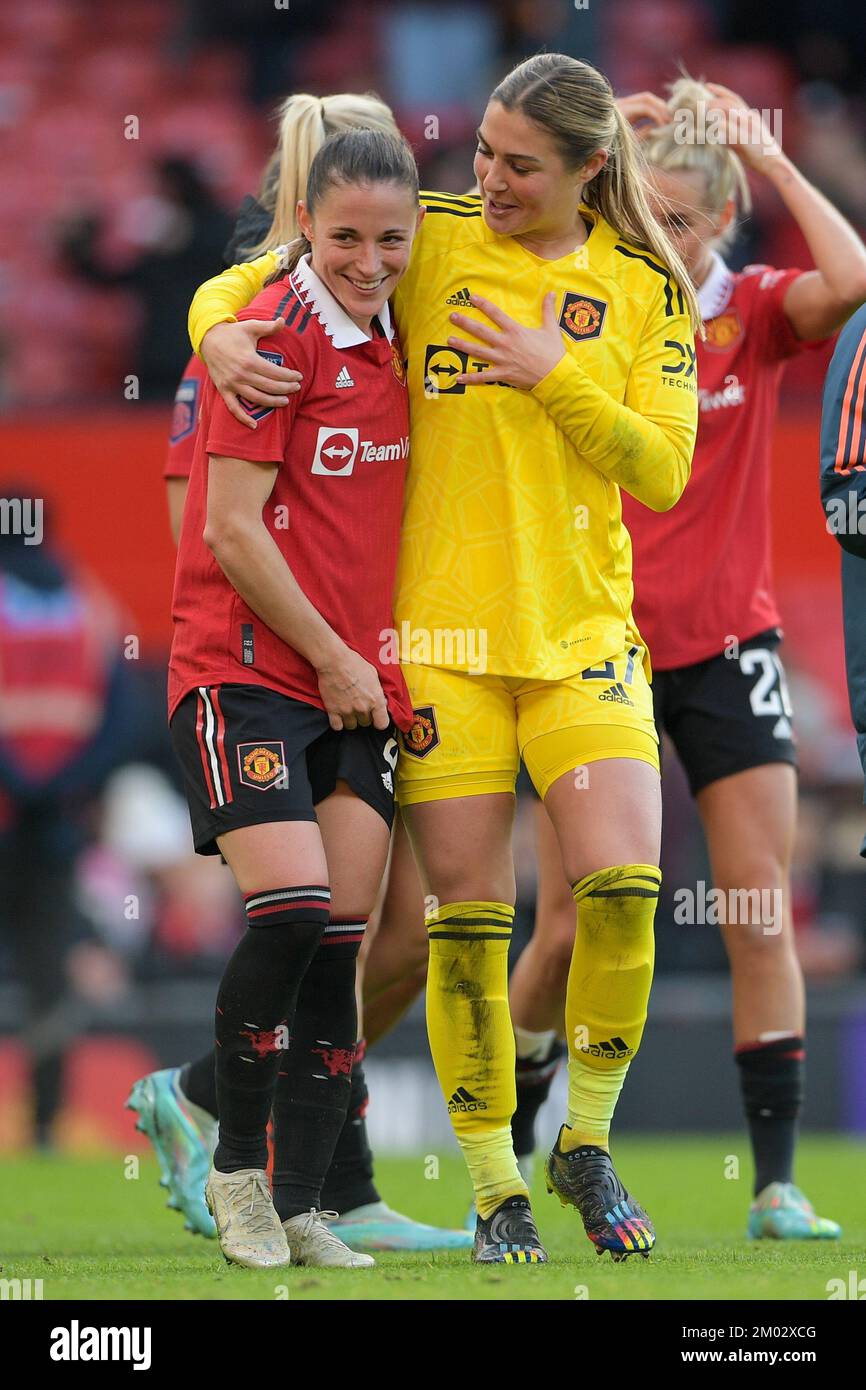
[282, 1209, 375, 1267]
[205, 1167, 291, 1269]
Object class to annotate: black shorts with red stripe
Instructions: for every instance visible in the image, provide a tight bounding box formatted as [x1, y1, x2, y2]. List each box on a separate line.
[170, 683, 399, 856]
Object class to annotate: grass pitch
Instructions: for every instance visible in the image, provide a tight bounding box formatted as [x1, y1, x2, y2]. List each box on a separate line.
[2, 1136, 864, 1301]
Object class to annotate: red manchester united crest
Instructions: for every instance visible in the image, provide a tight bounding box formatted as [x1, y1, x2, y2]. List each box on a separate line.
[703, 308, 743, 351]
[560, 292, 607, 342]
[401, 705, 440, 759]
[237, 741, 286, 789]
[391, 341, 407, 385]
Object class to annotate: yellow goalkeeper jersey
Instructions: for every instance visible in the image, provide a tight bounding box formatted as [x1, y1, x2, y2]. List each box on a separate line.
[188, 192, 697, 680]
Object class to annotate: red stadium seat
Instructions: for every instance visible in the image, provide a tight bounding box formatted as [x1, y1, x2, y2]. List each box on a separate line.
[182, 45, 251, 102]
[72, 47, 170, 112]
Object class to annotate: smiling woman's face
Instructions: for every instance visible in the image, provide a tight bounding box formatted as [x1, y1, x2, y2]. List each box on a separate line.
[298, 179, 422, 330]
[473, 100, 600, 242]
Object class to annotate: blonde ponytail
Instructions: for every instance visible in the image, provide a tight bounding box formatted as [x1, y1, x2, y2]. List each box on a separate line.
[243, 91, 400, 259]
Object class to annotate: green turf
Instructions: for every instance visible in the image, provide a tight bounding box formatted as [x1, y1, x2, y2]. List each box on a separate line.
[1, 1137, 864, 1300]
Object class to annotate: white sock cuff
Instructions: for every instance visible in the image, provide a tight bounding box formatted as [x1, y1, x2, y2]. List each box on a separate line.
[514, 1025, 557, 1063]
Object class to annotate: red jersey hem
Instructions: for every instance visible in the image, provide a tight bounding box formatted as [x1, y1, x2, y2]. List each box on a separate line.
[650, 614, 783, 673]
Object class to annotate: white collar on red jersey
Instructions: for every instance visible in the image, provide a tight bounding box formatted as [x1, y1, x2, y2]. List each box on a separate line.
[697, 250, 734, 321]
[291, 253, 394, 349]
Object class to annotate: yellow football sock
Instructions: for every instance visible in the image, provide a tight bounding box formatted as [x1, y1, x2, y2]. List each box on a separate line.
[561, 865, 660, 1153]
[425, 900, 528, 1217]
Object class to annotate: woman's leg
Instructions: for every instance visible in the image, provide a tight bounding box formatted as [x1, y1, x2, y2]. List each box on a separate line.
[696, 765, 805, 1193]
[269, 784, 390, 1221]
[509, 799, 573, 1035]
[507, 799, 572, 1171]
[518, 743, 660, 1260]
[698, 765, 801, 1035]
[212, 820, 330, 1178]
[401, 792, 529, 1220]
[695, 765, 839, 1235]
[204, 818, 329, 1266]
[361, 809, 429, 1045]
[542, 756, 661, 1155]
[513, 643, 662, 1256]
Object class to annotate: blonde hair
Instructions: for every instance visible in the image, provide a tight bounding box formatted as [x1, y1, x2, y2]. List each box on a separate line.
[641, 75, 752, 255]
[491, 54, 702, 333]
[243, 91, 400, 258]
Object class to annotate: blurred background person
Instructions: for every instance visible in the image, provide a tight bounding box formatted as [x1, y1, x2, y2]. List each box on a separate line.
[820, 301, 866, 849]
[58, 157, 234, 400]
[0, 493, 137, 1146]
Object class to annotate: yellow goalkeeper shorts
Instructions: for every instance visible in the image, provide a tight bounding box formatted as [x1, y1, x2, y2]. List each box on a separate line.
[396, 641, 659, 805]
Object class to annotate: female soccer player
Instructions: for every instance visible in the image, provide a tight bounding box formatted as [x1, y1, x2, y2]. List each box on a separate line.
[508, 77, 866, 1240]
[186, 54, 700, 1264]
[163, 91, 398, 540]
[168, 128, 424, 1268]
[136, 91, 471, 1255]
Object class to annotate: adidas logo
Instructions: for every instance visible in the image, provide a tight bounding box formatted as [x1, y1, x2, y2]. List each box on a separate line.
[578, 1036, 634, 1060]
[381, 769, 393, 793]
[335, 366, 355, 389]
[445, 286, 473, 308]
[598, 682, 633, 706]
[448, 1086, 487, 1114]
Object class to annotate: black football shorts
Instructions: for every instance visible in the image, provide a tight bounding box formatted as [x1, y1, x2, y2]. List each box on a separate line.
[653, 627, 798, 795]
[170, 683, 399, 855]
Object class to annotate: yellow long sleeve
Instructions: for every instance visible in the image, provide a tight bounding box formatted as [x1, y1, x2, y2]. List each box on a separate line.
[530, 287, 696, 515]
[188, 251, 281, 356]
[530, 349, 695, 513]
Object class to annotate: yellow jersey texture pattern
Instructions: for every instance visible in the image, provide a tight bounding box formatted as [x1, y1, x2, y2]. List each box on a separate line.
[392, 191, 697, 680]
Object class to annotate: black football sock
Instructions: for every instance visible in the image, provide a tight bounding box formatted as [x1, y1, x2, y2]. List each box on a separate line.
[319, 1038, 380, 1214]
[272, 917, 367, 1221]
[511, 1039, 567, 1156]
[213, 886, 330, 1174]
[511, 1036, 566, 1159]
[735, 1034, 805, 1195]
[180, 1052, 218, 1119]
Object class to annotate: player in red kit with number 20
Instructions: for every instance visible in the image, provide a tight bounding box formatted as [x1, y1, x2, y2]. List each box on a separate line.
[508, 79, 866, 1240]
[167, 129, 423, 1270]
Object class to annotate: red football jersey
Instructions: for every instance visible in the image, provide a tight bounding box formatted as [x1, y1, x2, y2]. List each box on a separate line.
[164, 354, 207, 479]
[623, 258, 826, 670]
[168, 256, 414, 731]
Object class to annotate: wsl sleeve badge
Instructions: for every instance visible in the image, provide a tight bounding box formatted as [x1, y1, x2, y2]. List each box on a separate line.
[170, 376, 200, 443]
[401, 705, 440, 758]
[238, 349, 286, 421]
[559, 293, 607, 342]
